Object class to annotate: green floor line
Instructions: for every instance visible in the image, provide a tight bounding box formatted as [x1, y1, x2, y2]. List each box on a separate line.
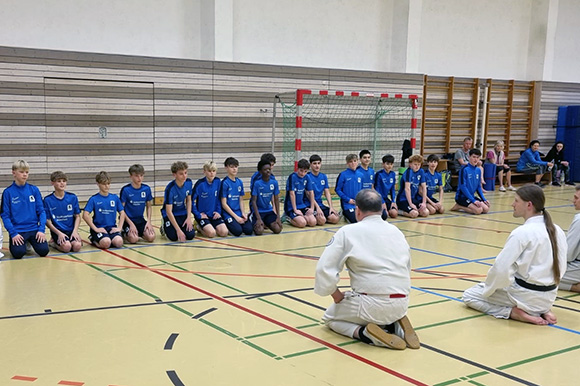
[198, 318, 239, 339]
[282, 347, 328, 359]
[415, 313, 486, 330]
[435, 344, 580, 386]
[244, 323, 321, 340]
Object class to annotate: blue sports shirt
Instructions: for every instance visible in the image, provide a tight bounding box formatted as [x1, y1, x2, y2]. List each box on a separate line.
[43, 191, 80, 233]
[220, 176, 245, 218]
[251, 178, 279, 214]
[161, 178, 193, 218]
[284, 172, 313, 213]
[119, 183, 153, 221]
[192, 177, 222, 218]
[374, 169, 397, 203]
[424, 170, 442, 200]
[455, 163, 487, 203]
[84, 193, 124, 228]
[396, 168, 426, 203]
[357, 165, 375, 190]
[335, 168, 362, 210]
[0, 182, 47, 238]
[305, 172, 329, 207]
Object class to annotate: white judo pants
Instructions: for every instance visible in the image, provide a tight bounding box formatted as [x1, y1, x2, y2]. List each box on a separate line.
[560, 260, 580, 291]
[463, 282, 556, 319]
[322, 291, 408, 338]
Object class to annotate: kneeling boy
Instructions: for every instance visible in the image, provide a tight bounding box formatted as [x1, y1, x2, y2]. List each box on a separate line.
[44, 171, 82, 252]
[120, 164, 155, 244]
[83, 171, 125, 249]
[285, 158, 316, 228]
[251, 159, 282, 235]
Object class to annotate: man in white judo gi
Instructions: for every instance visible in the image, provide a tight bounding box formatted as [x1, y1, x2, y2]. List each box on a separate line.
[314, 189, 420, 350]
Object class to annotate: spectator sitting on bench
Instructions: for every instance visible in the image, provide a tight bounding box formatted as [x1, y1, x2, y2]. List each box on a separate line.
[516, 140, 553, 188]
[544, 141, 575, 187]
[486, 140, 516, 192]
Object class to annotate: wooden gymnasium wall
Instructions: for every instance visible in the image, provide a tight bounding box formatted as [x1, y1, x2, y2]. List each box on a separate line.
[0, 46, 424, 202]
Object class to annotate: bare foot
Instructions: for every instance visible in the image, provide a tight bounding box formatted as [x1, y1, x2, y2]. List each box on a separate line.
[450, 204, 461, 212]
[510, 307, 548, 325]
[542, 311, 558, 325]
[570, 283, 580, 293]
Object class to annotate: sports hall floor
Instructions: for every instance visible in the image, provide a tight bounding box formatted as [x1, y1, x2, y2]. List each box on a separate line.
[1, 184, 579, 386]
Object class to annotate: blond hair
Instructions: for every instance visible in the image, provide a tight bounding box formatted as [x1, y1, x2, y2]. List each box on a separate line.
[203, 160, 217, 172]
[12, 160, 30, 171]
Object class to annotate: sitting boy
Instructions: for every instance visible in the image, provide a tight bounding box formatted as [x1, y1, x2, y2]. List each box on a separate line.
[335, 154, 363, 223]
[192, 161, 228, 238]
[0, 160, 49, 259]
[357, 149, 375, 190]
[44, 171, 82, 253]
[83, 171, 126, 249]
[374, 154, 399, 220]
[250, 159, 282, 235]
[120, 164, 155, 244]
[424, 154, 445, 214]
[306, 154, 340, 225]
[161, 161, 196, 242]
[396, 154, 429, 218]
[284, 158, 317, 228]
[220, 157, 253, 236]
[451, 149, 490, 215]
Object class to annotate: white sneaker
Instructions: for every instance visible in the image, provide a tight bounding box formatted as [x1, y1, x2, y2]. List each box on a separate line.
[507, 185, 517, 191]
[499, 186, 506, 192]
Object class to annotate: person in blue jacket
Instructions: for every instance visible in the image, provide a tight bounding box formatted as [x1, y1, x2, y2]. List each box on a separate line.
[1, 160, 49, 259]
[516, 140, 553, 187]
[192, 161, 228, 238]
[335, 154, 362, 223]
[451, 149, 490, 215]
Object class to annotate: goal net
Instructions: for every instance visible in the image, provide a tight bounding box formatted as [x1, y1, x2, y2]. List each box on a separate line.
[277, 89, 418, 184]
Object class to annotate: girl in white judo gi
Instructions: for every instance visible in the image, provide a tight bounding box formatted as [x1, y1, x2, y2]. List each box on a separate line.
[463, 184, 567, 325]
[559, 186, 580, 292]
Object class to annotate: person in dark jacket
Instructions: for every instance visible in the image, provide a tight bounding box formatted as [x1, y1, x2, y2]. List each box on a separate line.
[544, 141, 575, 186]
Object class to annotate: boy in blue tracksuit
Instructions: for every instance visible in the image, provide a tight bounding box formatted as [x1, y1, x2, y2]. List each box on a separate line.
[357, 149, 375, 190]
[284, 158, 316, 228]
[424, 154, 445, 215]
[192, 161, 228, 238]
[251, 159, 282, 235]
[83, 171, 126, 249]
[396, 154, 429, 218]
[161, 161, 196, 242]
[305, 154, 340, 225]
[452, 149, 490, 215]
[0, 160, 49, 259]
[44, 170, 82, 253]
[374, 154, 398, 220]
[220, 157, 253, 236]
[120, 164, 155, 244]
[335, 154, 363, 223]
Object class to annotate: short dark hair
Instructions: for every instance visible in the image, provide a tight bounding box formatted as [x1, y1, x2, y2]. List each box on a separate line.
[427, 154, 440, 163]
[224, 157, 239, 167]
[469, 148, 482, 156]
[529, 140, 540, 148]
[297, 159, 310, 170]
[128, 164, 145, 175]
[382, 154, 395, 164]
[260, 153, 276, 164]
[257, 159, 270, 171]
[359, 149, 371, 158]
[309, 154, 322, 163]
[355, 189, 382, 213]
[50, 171, 67, 182]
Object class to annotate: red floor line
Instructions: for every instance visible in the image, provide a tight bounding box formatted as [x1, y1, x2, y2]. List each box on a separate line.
[57, 381, 84, 386]
[102, 248, 430, 386]
[11, 375, 37, 382]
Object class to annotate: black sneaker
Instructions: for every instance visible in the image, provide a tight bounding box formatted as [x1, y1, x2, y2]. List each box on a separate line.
[534, 182, 546, 188]
[566, 181, 576, 186]
[552, 181, 561, 187]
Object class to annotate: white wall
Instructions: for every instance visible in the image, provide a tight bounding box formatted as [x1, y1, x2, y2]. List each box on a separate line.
[231, 0, 395, 72]
[0, 0, 201, 59]
[0, 0, 579, 83]
[551, 0, 580, 83]
[417, 0, 533, 79]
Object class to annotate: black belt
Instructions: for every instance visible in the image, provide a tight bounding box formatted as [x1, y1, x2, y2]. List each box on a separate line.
[515, 277, 557, 292]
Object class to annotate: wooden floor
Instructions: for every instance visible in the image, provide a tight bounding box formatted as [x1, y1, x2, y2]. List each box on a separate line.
[1, 184, 579, 386]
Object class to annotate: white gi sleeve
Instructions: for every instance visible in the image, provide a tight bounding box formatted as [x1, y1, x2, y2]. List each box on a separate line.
[314, 229, 348, 297]
[567, 215, 580, 263]
[482, 231, 524, 297]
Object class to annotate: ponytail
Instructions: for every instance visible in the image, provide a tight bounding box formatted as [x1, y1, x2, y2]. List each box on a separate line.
[542, 208, 560, 284]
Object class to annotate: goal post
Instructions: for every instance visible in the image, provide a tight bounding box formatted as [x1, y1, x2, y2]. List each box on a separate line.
[277, 89, 418, 184]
